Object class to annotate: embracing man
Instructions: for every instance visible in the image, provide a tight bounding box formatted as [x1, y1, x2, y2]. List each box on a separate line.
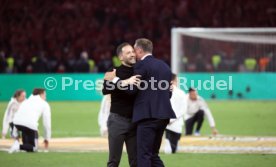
[105, 38, 175, 167]
[102, 42, 141, 167]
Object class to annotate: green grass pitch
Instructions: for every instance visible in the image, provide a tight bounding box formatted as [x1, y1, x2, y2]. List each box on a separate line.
[0, 100, 276, 166]
[0, 152, 276, 167]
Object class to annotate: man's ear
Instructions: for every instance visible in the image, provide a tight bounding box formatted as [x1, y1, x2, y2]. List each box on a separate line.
[118, 54, 123, 61]
[137, 47, 142, 54]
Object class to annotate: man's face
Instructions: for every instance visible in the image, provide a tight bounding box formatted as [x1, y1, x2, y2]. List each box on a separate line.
[189, 90, 197, 101]
[120, 45, 136, 66]
[40, 92, 47, 100]
[171, 77, 177, 86]
[17, 91, 26, 103]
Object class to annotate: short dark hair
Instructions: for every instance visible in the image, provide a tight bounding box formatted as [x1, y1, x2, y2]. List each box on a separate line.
[116, 42, 131, 56]
[32, 88, 45, 95]
[188, 87, 196, 92]
[135, 38, 153, 53]
[172, 73, 177, 81]
[13, 89, 25, 98]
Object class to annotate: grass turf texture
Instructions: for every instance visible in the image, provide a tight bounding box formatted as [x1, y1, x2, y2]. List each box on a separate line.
[0, 151, 275, 167]
[1, 101, 276, 167]
[1, 100, 276, 137]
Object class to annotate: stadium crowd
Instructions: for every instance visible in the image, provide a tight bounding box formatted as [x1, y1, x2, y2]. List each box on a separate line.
[0, 0, 275, 73]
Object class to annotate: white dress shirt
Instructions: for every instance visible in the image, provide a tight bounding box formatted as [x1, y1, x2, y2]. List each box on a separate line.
[186, 95, 215, 127]
[13, 95, 51, 140]
[2, 98, 21, 135]
[166, 85, 187, 134]
[140, 53, 152, 60]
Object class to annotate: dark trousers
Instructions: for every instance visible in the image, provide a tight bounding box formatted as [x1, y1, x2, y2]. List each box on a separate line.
[185, 110, 204, 135]
[165, 129, 181, 153]
[14, 124, 38, 152]
[9, 122, 15, 137]
[107, 113, 137, 167]
[137, 119, 169, 167]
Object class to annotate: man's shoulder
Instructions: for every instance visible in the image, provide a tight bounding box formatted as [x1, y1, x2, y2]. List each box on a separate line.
[9, 98, 18, 106]
[151, 57, 171, 70]
[106, 66, 116, 72]
[113, 65, 133, 71]
[39, 99, 50, 110]
[175, 87, 186, 95]
[134, 60, 145, 69]
[172, 87, 186, 99]
[137, 56, 165, 67]
[197, 96, 204, 101]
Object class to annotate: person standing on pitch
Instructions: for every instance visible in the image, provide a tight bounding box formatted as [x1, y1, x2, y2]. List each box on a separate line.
[185, 88, 218, 136]
[2, 89, 26, 139]
[9, 88, 51, 153]
[98, 94, 111, 137]
[104, 38, 175, 167]
[102, 42, 140, 167]
[164, 74, 187, 154]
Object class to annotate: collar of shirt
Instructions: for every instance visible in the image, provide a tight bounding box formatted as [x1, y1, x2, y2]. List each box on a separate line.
[141, 54, 152, 60]
[10, 97, 16, 103]
[29, 94, 42, 100]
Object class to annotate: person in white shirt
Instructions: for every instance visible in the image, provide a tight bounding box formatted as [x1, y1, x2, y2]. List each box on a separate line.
[185, 88, 218, 136]
[98, 94, 111, 137]
[9, 88, 51, 153]
[164, 74, 187, 154]
[2, 89, 26, 139]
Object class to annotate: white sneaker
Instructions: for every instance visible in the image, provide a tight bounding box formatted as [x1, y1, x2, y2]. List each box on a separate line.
[194, 132, 201, 136]
[8, 140, 20, 154]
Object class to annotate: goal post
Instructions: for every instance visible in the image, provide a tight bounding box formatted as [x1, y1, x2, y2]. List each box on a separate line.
[171, 28, 276, 73]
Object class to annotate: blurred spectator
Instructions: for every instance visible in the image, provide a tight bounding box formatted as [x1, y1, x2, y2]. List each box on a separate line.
[14, 54, 27, 73]
[57, 64, 66, 73]
[195, 53, 207, 72]
[211, 54, 221, 71]
[97, 52, 113, 73]
[0, 51, 7, 73]
[6, 55, 15, 73]
[65, 52, 76, 73]
[259, 55, 270, 72]
[32, 52, 49, 73]
[0, 0, 275, 73]
[244, 57, 257, 72]
[112, 56, 121, 68]
[221, 54, 238, 72]
[88, 58, 96, 73]
[75, 51, 90, 73]
[267, 54, 276, 72]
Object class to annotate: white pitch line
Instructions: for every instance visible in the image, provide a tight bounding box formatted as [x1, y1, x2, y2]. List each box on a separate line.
[177, 146, 276, 154]
[188, 136, 276, 142]
[2, 136, 276, 154]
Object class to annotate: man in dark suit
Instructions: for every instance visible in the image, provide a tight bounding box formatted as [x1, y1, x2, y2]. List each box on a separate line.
[105, 38, 175, 167]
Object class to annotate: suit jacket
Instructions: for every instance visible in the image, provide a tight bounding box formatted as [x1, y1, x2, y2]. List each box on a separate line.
[132, 55, 176, 123]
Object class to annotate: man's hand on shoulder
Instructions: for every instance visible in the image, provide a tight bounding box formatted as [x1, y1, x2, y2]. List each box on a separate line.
[121, 75, 141, 87]
[104, 69, 116, 81]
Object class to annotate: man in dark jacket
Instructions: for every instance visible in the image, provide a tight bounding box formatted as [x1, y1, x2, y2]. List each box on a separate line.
[104, 38, 175, 167]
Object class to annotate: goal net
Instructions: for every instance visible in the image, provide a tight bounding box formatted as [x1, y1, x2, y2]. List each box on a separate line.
[171, 28, 276, 73]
